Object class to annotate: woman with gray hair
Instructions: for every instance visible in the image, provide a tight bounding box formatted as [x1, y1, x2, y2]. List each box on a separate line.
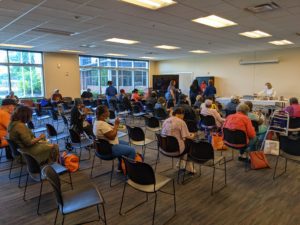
[222, 103, 256, 161]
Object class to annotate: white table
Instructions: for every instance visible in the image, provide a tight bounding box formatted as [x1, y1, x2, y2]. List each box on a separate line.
[216, 97, 288, 108]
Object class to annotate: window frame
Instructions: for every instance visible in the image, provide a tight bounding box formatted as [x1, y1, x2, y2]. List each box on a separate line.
[0, 49, 45, 99]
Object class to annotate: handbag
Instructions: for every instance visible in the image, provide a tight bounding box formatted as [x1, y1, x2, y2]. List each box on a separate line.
[249, 151, 270, 170]
[211, 133, 227, 151]
[263, 140, 279, 155]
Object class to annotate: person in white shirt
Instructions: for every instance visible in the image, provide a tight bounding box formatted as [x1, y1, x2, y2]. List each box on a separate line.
[258, 82, 276, 98]
[201, 99, 225, 128]
[93, 105, 136, 170]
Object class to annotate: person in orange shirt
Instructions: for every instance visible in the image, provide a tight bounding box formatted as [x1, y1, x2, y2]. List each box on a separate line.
[0, 99, 17, 159]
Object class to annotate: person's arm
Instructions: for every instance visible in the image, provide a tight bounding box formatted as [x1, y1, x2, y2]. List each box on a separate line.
[213, 110, 225, 124]
[103, 118, 120, 140]
[246, 118, 256, 139]
[17, 123, 45, 146]
[272, 89, 276, 98]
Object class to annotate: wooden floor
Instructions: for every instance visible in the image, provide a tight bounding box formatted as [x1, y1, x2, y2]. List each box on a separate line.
[1, 121, 300, 225]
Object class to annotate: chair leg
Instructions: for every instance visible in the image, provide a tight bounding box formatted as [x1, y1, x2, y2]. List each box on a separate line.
[172, 179, 176, 213]
[110, 160, 114, 187]
[18, 163, 23, 188]
[211, 167, 216, 196]
[68, 171, 73, 190]
[224, 158, 227, 185]
[96, 205, 100, 221]
[62, 215, 65, 225]
[54, 207, 59, 225]
[23, 174, 29, 201]
[37, 180, 44, 215]
[154, 150, 159, 172]
[102, 203, 107, 225]
[119, 182, 127, 215]
[273, 155, 280, 180]
[152, 192, 158, 225]
[8, 159, 14, 179]
[90, 153, 96, 178]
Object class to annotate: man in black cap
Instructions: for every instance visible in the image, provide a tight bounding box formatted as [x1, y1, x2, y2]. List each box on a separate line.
[0, 99, 17, 159]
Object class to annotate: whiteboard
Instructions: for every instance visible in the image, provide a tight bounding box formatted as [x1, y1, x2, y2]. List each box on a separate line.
[178, 72, 194, 96]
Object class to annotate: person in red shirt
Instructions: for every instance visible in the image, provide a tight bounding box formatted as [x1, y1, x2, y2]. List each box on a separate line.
[223, 103, 256, 160]
[285, 97, 300, 118]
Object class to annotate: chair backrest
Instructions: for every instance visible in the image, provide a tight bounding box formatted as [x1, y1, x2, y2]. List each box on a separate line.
[94, 139, 113, 156]
[223, 128, 247, 147]
[156, 133, 180, 153]
[27, 120, 35, 129]
[154, 108, 168, 119]
[289, 117, 300, 129]
[189, 141, 214, 163]
[146, 116, 160, 128]
[123, 157, 155, 185]
[6, 139, 20, 158]
[20, 151, 41, 181]
[46, 123, 58, 136]
[251, 120, 259, 132]
[126, 126, 145, 141]
[109, 110, 116, 119]
[69, 129, 81, 143]
[42, 166, 63, 207]
[185, 119, 198, 132]
[279, 135, 300, 156]
[146, 103, 154, 112]
[49, 110, 59, 121]
[200, 114, 216, 127]
[132, 104, 140, 114]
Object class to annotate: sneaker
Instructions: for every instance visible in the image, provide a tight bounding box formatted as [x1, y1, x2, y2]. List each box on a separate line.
[186, 167, 197, 174]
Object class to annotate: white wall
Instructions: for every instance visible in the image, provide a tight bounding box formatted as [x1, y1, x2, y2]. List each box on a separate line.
[43, 52, 80, 98]
[156, 48, 300, 98]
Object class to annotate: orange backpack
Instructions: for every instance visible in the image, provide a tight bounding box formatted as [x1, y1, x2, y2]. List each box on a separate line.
[60, 151, 80, 172]
[121, 153, 143, 175]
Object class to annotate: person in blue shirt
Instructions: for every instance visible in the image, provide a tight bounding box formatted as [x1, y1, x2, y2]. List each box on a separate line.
[203, 79, 216, 98]
[105, 81, 118, 109]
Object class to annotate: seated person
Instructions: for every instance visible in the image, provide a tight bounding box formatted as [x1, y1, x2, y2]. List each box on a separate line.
[201, 99, 225, 128]
[194, 95, 204, 109]
[0, 99, 17, 159]
[8, 106, 58, 164]
[176, 94, 197, 121]
[200, 97, 219, 111]
[155, 97, 167, 111]
[223, 103, 256, 160]
[70, 99, 93, 136]
[6, 91, 19, 104]
[118, 89, 126, 102]
[93, 105, 136, 170]
[81, 88, 93, 101]
[285, 97, 300, 118]
[131, 89, 141, 102]
[225, 95, 240, 115]
[161, 107, 196, 173]
[244, 101, 267, 142]
[146, 91, 157, 106]
[51, 89, 63, 105]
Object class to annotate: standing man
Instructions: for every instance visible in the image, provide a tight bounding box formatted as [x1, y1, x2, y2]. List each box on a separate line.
[0, 99, 17, 159]
[105, 81, 118, 109]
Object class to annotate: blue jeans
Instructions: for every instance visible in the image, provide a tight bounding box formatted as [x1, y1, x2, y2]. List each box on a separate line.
[112, 140, 136, 167]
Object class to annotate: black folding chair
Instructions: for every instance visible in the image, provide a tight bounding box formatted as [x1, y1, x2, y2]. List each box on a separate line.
[69, 129, 93, 161]
[46, 124, 69, 144]
[119, 157, 176, 225]
[42, 165, 106, 225]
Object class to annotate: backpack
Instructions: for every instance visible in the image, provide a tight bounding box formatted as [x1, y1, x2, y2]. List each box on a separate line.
[121, 153, 143, 175]
[60, 151, 79, 172]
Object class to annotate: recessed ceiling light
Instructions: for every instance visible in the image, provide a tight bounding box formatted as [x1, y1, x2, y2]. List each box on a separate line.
[155, 45, 180, 50]
[105, 53, 127, 57]
[192, 15, 237, 28]
[120, 0, 176, 10]
[239, 30, 271, 38]
[189, 50, 210, 54]
[80, 44, 97, 48]
[60, 49, 84, 53]
[140, 56, 155, 59]
[0, 43, 33, 48]
[269, 40, 294, 45]
[105, 38, 139, 45]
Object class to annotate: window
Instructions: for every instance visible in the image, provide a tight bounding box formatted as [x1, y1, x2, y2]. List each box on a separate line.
[0, 50, 44, 98]
[79, 56, 148, 95]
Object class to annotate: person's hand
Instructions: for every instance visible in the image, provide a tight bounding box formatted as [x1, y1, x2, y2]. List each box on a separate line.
[115, 117, 120, 126]
[39, 134, 46, 140]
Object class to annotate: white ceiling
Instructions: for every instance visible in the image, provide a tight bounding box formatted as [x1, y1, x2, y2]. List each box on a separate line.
[1, 0, 300, 60]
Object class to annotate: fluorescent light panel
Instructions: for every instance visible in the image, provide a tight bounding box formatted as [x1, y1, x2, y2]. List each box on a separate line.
[105, 53, 127, 56]
[60, 49, 83, 53]
[120, 0, 176, 10]
[269, 40, 294, 45]
[155, 45, 180, 50]
[105, 38, 139, 45]
[140, 56, 154, 59]
[0, 43, 33, 48]
[192, 15, 237, 28]
[189, 50, 210, 54]
[239, 30, 271, 38]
